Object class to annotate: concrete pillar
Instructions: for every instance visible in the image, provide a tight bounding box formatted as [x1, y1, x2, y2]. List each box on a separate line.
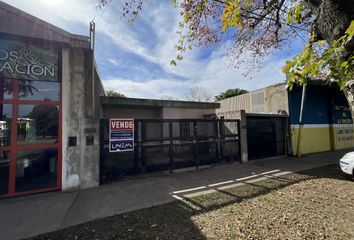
[61, 47, 100, 191]
[239, 110, 248, 163]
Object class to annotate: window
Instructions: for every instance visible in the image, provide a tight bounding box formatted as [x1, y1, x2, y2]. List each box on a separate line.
[15, 148, 58, 192]
[19, 80, 60, 101]
[0, 151, 10, 195]
[0, 79, 13, 100]
[0, 104, 12, 146]
[17, 105, 58, 145]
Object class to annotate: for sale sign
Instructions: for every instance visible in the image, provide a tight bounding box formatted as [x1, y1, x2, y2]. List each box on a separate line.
[109, 119, 134, 152]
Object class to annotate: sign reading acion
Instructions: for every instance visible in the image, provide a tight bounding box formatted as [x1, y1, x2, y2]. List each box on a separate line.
[109, 119, 134, 152]
[0, 38, 58, 82]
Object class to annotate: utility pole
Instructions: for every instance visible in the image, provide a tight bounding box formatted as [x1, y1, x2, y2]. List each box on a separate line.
[296, 83, 307, 157]
[89, 21, 96, 116]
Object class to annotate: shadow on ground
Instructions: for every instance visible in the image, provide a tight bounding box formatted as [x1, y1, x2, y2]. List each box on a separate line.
[27, 165, 349, 240]
[179, 164, 350, 213]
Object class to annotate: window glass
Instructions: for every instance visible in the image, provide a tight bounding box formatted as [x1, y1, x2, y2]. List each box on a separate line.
[15, 148, 57, 192]
[0, 79, 13, 100]
[17, 105, 58, 145]
[19, 80, 59, 101]
[0, 104, 12, 146]
[0, 151, 10, 195]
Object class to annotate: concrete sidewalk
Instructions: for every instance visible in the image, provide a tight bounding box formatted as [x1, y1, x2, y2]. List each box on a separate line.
[0, 150, 349, 240]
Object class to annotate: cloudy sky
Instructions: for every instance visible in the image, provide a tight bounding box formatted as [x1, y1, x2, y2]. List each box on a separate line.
[4, 0, 306, 100]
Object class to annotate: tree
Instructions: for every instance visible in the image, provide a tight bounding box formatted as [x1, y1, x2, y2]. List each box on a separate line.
[215, 88, 248, 101]
[106, 90, 127, 97]
[160, 95, 179, 100]
[102, 0, 354, 117]
[27, 105, 58, 138]
[185, 86, 213, 102]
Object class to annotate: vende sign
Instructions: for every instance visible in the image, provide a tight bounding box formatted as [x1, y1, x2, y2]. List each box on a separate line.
[110, 119, 134, 131]
[109, 119, 134, 152]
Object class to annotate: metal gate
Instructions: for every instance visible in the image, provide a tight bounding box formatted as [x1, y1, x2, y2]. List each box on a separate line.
[100, 119, 241, 183]
[246, 114, 288, 160]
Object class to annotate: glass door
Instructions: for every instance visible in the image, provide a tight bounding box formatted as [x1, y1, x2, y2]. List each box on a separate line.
[0, 79, 61, 198]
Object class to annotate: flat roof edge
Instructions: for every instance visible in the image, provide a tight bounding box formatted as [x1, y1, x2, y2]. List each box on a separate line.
[100, 96, 220, 109]
[0, 1, 90, 47]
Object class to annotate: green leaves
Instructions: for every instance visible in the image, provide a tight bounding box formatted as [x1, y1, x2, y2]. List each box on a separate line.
[343, 20, 354, 45]
[215, 88, 248, 101]
[284, 22, 354, 91]
[286, 3, 303, 24]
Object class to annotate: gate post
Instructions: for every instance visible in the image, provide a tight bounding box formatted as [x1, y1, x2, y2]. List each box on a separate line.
[193, 121, 198, 169]
[239, 110, 248, 163]
[217, 120, 224, 162]
[169, 122, 174, 173]
[99, 119, 106, 184]
[141, 121, 146, 173]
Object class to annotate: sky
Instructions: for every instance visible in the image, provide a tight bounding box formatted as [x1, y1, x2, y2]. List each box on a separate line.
[4, 0, 307, 100]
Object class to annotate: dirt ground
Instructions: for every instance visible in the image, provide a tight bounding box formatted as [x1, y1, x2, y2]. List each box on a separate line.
[27, 165, 354, 240]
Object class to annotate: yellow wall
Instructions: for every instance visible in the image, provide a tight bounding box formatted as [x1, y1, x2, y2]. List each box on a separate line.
[333, 125, 354, 150]
[291, 126, 332, 155]
[291, 124, 354, 155]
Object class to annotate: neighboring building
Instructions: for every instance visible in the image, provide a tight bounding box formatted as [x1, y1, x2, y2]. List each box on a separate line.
[289, 83, 354, 155]
[216, 82, 354, 157]
[101, 97, 219, 119]
[0, 1, 221, 198]
[0, 1, 104, 198]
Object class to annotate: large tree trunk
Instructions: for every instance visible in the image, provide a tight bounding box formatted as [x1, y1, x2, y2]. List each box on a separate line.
[306, 0, 354, 116]
[305, 0, 354, 55]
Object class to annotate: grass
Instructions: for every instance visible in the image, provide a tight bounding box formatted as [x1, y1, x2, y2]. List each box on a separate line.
[27, 165, 354, 240]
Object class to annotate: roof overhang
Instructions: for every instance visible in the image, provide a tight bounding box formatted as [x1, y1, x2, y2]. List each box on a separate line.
[100, 96, 220, 109]
[0, 1, 90, 48]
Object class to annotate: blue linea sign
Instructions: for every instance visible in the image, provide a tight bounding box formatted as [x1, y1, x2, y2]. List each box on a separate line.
[109, 119, 134, 152]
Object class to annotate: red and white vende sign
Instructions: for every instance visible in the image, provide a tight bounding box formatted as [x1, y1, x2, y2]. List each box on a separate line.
[110, 119, 134, 131]
[109, 119, 134, 152]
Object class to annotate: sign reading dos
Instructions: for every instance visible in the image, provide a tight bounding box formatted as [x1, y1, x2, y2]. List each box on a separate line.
[0, 38, 58, 81]
[109, 119, 134, 152]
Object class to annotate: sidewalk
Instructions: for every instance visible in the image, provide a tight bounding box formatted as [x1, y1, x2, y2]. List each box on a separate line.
[0, 149, 349, 240]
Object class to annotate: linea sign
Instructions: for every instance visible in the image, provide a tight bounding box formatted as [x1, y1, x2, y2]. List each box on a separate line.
[0, 38, 58, 81]
[109, 119, 134, 152]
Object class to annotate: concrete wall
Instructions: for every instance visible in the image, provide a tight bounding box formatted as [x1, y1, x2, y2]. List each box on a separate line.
[102, 107, 162, 119]
[216, 83, 289, 117]
[264, 84, 289, 113]
[62, 47, 100, 191]
[102, 106, 214, 120]
[251, 90, 265, 112]
[162, 107, 215, 119]
[216, 93, 252, 117]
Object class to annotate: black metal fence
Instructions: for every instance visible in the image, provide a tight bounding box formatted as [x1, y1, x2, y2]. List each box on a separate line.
[100, 119, 240, 183]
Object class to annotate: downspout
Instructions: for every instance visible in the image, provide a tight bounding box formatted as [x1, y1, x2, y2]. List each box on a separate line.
[296, 83, 307, 157]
